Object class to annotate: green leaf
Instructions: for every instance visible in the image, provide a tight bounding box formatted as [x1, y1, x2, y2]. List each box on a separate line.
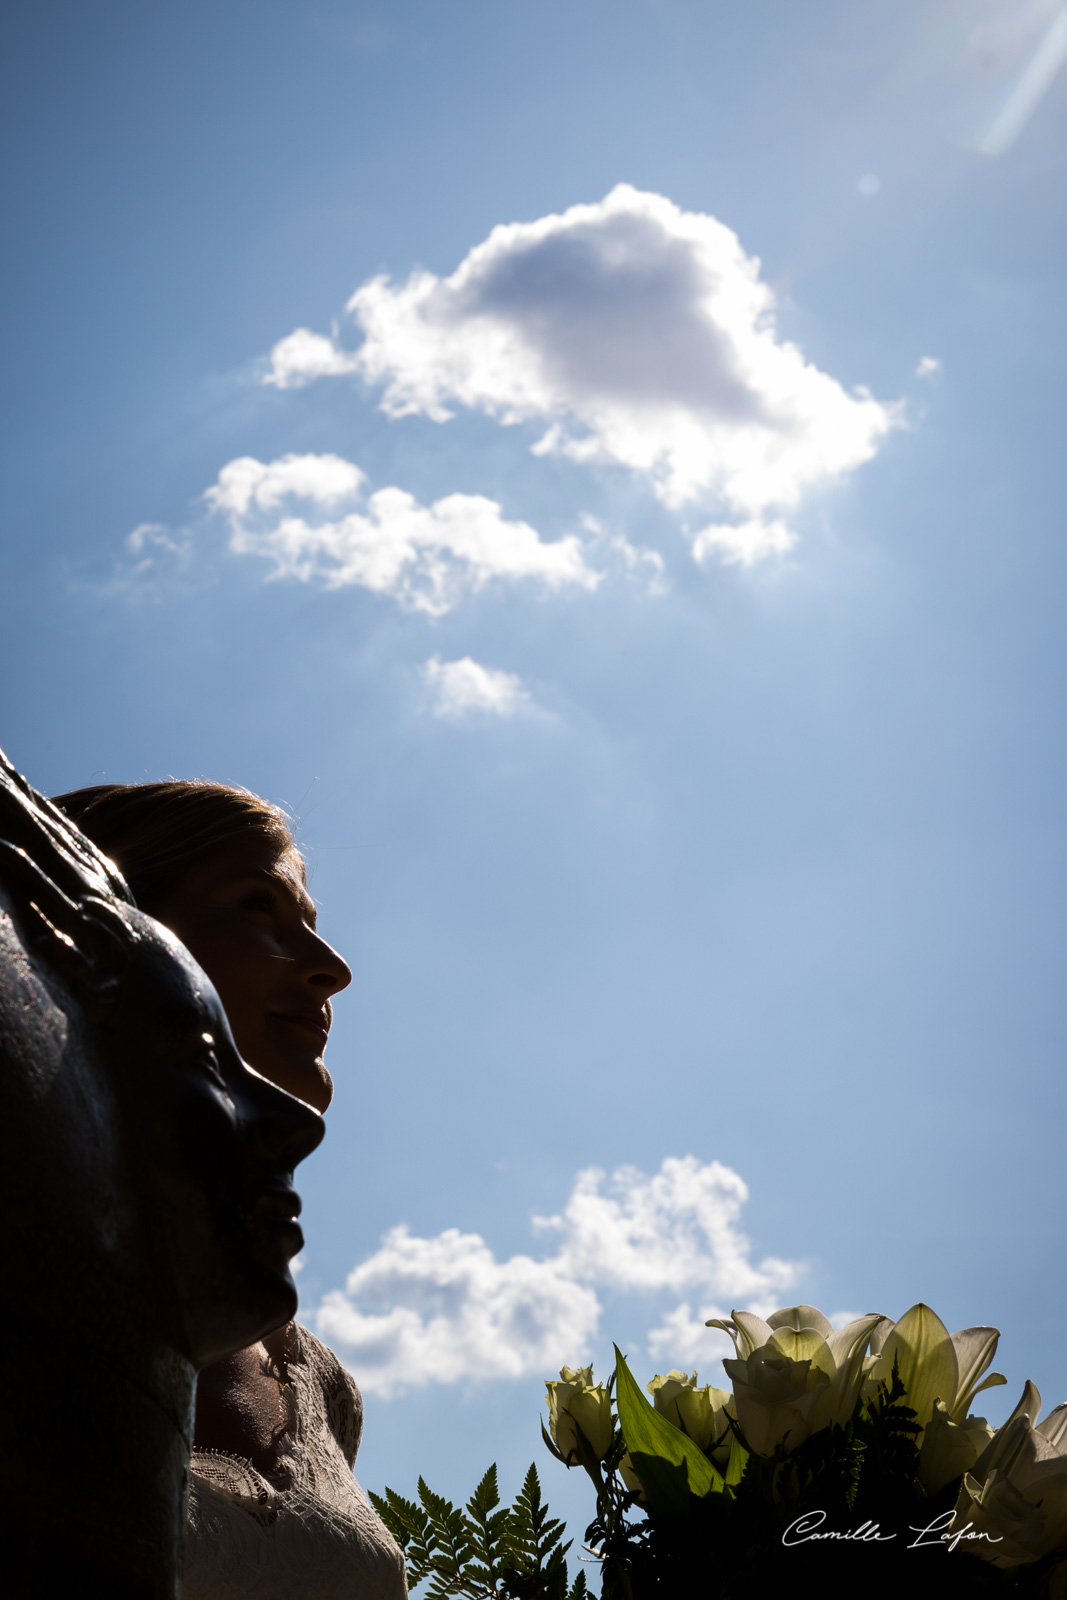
[376, 1464, 593, 1599]
[613, 1345, 723, 1517]
[723, 1430, 748, 1488]
[368, 1486, 422, 1549]
[467, 1462, 501, 1520]
[541, 1417, 567, 1464]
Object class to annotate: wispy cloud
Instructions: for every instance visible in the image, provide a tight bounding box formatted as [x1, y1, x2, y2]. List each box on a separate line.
[114, 458, 664, 616]
[580, 514, 668, 594]
[646, 1303, 736, 1370]
[423, 655, 532, 719]
[263, 185, 897, 565]
[691, 518, 797, 569]
[203, 452, 598, 616]
[312, 1156, 802, 1396]
[101, 521, 196, 602]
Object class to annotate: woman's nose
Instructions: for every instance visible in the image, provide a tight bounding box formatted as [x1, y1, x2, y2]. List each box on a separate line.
[298, 931, 352, 999]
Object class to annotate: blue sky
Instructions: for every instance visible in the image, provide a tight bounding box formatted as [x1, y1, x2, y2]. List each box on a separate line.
[3, 0, 1067, 1566]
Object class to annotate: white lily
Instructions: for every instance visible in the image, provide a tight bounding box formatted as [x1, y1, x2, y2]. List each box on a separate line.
[708, 1304, 884, 1458]
[868, 1303, 1006, 1433]
[918, 1398, 994, 1495]
[949, 1380, 1067, 1569]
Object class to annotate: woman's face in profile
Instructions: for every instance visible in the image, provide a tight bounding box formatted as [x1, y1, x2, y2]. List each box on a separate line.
[153, 837, 352, 1114]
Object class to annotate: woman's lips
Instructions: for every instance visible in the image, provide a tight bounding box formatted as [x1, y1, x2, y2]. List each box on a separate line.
[271, 1010, 329, 1047]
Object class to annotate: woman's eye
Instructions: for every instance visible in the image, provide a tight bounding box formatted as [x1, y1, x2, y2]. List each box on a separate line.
[241, 891, 275, 915]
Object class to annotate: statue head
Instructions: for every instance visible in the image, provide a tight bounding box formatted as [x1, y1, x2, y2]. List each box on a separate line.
[0, 748, 323, 1374]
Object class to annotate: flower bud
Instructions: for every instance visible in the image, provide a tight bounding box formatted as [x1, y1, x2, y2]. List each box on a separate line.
[648, 1370, 733, 1461]
[545, 1365, 614, 1465]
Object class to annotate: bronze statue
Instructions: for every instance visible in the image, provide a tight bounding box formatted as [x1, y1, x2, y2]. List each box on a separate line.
[0, 746, 324, 1598]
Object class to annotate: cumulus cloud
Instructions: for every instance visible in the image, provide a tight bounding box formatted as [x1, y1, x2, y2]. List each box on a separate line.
[206, 451, 366, 514]
[203, 452, 597, 616]
[263, 327, 362, 389]
[533, 1156, 800, 1301]
[312, 1156, 802, 1396]
[423, 655, 531, 719]
[316, 1230, 601, 1396]
[915, 356, 942, 380]
[264, 184, 897, 562]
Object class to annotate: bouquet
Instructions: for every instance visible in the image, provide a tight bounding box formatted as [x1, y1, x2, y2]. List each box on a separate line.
[543, 1302, 1067, 1597]
[372, 1301, 1067, 1598]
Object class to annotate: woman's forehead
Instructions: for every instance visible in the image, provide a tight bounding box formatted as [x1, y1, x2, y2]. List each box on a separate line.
[173, 837, 315, 921]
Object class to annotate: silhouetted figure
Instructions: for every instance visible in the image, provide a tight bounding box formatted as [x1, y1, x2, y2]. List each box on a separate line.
[0, 747, 323, 1598]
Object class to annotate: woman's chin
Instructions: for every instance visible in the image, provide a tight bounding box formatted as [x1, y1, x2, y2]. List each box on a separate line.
[284, 1057, 333, 1113]
[250, 1046, 333, 1113]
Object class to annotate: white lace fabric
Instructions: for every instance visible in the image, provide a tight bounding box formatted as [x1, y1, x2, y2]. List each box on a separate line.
[185, 1324, 408, 1599]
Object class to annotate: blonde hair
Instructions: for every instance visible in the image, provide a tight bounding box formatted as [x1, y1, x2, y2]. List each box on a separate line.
[51, 780, 303, 914]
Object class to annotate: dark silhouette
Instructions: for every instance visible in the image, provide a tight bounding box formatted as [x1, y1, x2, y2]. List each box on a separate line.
[0, 746, 324, 1598]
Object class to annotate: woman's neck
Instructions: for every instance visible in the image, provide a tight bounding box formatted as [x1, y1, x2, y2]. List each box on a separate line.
[194, 1322, 297, 1477]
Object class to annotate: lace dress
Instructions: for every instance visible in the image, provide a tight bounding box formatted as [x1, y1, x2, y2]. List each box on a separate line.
[184, 1324, 407, 1600]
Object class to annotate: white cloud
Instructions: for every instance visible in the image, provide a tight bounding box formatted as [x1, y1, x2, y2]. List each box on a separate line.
[423, 655, 531, 719]
[534, 1156, 800, 1301]
[263, 327, 362, 388]
[206, 452, 366, 515]
[646, 1303, 736, 1373]
[691, 517, 797, 569]
[204, 452, 597, 616]
[915, 356, 942, 380]
[580, 513, 667, 594]
[312, 1156, 803, 1396]
[264, 185, 897, 560]
[102, 521, 195, 601]
[127, 520, 175, 553]
[316, 1229, 600, 1397]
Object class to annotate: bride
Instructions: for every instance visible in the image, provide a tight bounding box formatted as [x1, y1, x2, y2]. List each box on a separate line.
[54, 779, 407, 1600]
